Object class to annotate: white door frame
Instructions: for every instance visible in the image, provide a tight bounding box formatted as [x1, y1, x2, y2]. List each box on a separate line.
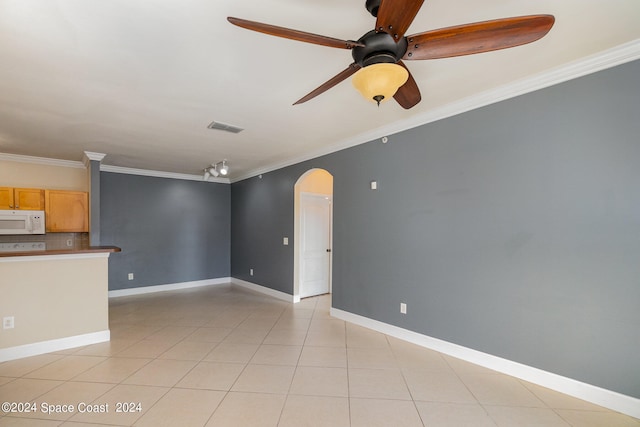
[293, 169, 333, 303]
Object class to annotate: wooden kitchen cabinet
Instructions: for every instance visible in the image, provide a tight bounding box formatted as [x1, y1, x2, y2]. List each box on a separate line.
[0, 187, 45, 210]
[0, 187, 11, 209]
[45, 190, 89, 232]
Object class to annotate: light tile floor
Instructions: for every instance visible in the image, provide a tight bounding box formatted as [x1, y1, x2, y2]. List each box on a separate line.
[0, 284, 638, 427]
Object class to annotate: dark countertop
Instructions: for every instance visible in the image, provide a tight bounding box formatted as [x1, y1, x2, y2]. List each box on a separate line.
[0, 246, 121, 258]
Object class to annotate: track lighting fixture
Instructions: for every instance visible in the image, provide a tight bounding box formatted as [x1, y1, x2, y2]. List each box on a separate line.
[202, 160, 229, 181]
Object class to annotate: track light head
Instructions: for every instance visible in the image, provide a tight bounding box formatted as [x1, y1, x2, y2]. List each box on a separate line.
[219, 160, 229, 176]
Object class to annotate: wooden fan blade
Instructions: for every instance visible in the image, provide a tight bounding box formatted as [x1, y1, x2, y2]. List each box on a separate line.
[294, 63, 361, 105]
[403, 15, 555, 60]
[393, 61, 421, 109]
[375, 0, 425, 41]
[227, 17, 364, 49]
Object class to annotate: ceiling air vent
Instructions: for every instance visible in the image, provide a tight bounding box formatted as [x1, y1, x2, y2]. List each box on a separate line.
[207, 121, 244, 134]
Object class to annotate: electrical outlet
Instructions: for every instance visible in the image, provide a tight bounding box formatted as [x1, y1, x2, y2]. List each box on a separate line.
[128, 273, 134, 280]
[400, 303, 407, 314]
[66, 239, 73, 247]
[250, 269, 254, 276]
[3, 316, 15, 329]
[283, 237, 289, 245]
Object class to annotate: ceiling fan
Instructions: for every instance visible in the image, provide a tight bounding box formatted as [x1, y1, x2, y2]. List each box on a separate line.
[228, 0, 554, 109]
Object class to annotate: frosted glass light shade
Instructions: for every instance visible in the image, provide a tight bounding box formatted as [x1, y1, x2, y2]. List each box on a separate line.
[352, 63, 409, 105]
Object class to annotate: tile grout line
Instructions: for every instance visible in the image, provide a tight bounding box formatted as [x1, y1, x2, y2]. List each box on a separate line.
[385, 333, 428, 427]
[271, 296, 316, 427]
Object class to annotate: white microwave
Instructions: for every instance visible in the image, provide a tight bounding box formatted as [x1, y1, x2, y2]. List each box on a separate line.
[0, 210, 46, 235]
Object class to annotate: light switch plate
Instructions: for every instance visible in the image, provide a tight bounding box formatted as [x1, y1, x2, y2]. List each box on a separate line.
[3, 316, 15, 329]
[370, 181, 377, 190]
[283, 237, 289, 245]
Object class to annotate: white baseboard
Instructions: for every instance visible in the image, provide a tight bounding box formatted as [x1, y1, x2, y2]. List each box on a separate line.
[330, 308, 640, 420]
[0, 330, 110, 363]
[231, 278, 295, 303]
[108, 277, 231, 298]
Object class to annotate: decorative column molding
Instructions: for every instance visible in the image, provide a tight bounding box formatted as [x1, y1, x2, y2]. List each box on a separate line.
[82, 151, 106, 168]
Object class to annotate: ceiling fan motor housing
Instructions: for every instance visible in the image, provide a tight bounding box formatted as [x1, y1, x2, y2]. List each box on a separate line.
[365, 0, 381, 17]
[352, 30, 408, 67]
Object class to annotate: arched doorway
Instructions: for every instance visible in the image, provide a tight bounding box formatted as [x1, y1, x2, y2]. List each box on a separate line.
[293, 169, 334, 302]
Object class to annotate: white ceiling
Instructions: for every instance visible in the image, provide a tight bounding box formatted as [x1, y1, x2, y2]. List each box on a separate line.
[1, 1, 639, 181]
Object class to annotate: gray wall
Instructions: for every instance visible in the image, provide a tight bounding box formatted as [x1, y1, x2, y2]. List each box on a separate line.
[231, 170, 302, 293]
[231, 59, 640, 399]
[101, 172, 230, 290]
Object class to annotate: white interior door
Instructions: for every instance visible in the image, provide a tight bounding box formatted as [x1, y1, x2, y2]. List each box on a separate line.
[300, 193, 331, 298]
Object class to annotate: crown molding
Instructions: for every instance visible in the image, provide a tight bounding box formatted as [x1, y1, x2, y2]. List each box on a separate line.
[230, 39, 640, 183]
[0, 152, 85, 169]
[0, 152, 229, 183]
[100, 164, 230, 184]
[83, 151, 106, 167]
